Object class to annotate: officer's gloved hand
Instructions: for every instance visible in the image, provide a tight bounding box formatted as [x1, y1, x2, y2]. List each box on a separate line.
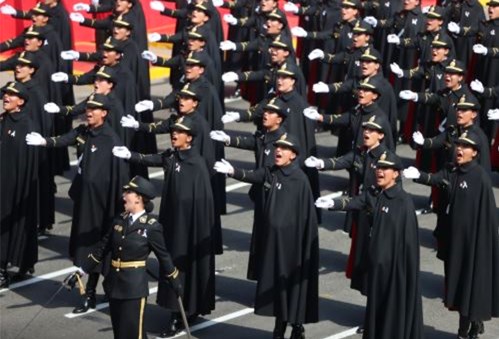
[447, 21, 460, 34]
[61, 50, 80, 61]
[412, 131, 425, 145]
[303, 107, 322, 121]
[121, 114, 139, 129]
[214, 159, 234, 175]
[315, 196, 335, 209]
[284, 2, 299, 13]
[421, 5, 430, 13]
[0, 4, 16, 15]
[167, 268, 183, 297]
[399, 90, 418, 102]
[222, 71, 239, 82]
[135, 100, 154, 113]
[221, 111, 240, 124]
[141, 50, 158, 63]
[312, 82, 329, 93]
[308, 48, 324, 60]
[26, 132, 47, 146]
[91, 0, 99, 6]
[386, 34, 400, 45]
[51, 72, 69, 83]
[304, 156, 325, 169]
[112, 146, 132, 159]
[220, 40, 237, 51]
[470, 79, 484, 93]
[363, 16, 378, 28]
[472, 44, 488, 55]
[44, 102, 61, 113]
[390, 63, 404, 78]
[291, 26, 308, 37]
[487, 108, 499, 120]
[403, 166, 421, 179]
[150, 0, 165, 12]
[69, 12, 85, 23]
[223, 14, 238, 25]
[212, 0, 224, 7]
[210, 130, 230, 143]
[73, 3, 90, 12]
[148, 32, 161, 42]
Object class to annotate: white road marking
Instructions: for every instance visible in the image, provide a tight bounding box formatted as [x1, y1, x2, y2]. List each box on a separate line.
[0, 266, 78, 294]
[158, 308, 254, 339]
[322, 327, 360, 339]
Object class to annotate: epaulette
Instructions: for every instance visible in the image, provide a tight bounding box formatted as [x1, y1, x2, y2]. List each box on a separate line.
[139, 215, 148, 224]
[148, 218, 157, 225]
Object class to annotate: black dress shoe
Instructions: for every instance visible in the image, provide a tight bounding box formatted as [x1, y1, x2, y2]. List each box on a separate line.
[12, 267, 35, 282]
[272, 318, 287, 339]
[159, 316, 183, 338]
[72, 296, 96, 314]
[290, 324, 305, 339]
[0, 270, 10, 288]
[468, 321, 483, 339]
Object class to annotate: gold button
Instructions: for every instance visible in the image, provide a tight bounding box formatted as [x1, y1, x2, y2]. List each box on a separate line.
[122, 236, 125, 239]
[116, 268, 120, 272]
[118, 247, 122, 251]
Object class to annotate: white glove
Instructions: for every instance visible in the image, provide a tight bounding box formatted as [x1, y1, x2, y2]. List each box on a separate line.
[447, 21, 460, 34]
[69, 12, 85, 23]
[91, 0, 99, 6]
[141, 50, 157, 63]
[25, 132, 46, 146]
[399, 90, 418, 101]
[73, 3, 90, 11]
[135, 100, 154, 113]
[470, 79, 484, 94]
[213, 159, 234, 175]
[304, 156, 325, 169]
[148, 32, 161, 42]
[315, 196, 335, 209]
[210, 130, 230, 143]
[51, 72, 69, 83]
[220, 40, 237, 51]
[487, 108, 499, 120]
[308, 48, 324, 60]
[0, 4, 16, 15]
[386, 34, 400, 45]
[412, 131, 425, 145]
[390, 63, 404, 78]
[150, 0, 165, 11]
[291, 26, 308, 37]
[363, 16, 378, 28]
[403, 166, 421, 179]
[472, 44, 488, 56]
[223, 14, 238, 26]
[222, 71, 239, 82]
[221, 111, 240, 124]
[312, 82, 330, 93]
[120, 114, 139, 129]
[112, 146, 131, 159]
[60, 50, 80, 61]
[303, 107, 322, 121]
[421, 5, 430, 13]
[44, 102, 60, 113]
[283, 2, 299, 13]
[212, 0, 224, 7]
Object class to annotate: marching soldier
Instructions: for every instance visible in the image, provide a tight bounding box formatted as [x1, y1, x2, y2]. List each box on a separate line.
[65, 176, 183, 339]
[404, 130, 499, 339]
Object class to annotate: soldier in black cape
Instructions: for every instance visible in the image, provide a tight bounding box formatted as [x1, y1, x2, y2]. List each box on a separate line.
[0, 82, 39, 288]
[113, 115, 216, 337]
[214, 134, 319, 339]
[405, 130, 499, 339]
[26, 94, 129, 314]
[317, 151, 424, 339]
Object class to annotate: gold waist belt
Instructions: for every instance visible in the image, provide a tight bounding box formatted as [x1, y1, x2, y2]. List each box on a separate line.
[111, 260, 146, 269]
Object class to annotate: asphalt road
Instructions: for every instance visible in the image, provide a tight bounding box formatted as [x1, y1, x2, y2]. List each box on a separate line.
[1, 74, 498, 339]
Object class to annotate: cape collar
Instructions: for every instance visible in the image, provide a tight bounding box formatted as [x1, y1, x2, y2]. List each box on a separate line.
[278, 160, 299, 176]
[381, 182, 403, 199]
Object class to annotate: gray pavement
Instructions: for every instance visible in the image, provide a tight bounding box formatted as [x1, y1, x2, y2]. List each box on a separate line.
[1, 73, 498, 339]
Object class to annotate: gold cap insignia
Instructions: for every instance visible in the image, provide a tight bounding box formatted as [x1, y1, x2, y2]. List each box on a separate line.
[380, 152, 387, 161]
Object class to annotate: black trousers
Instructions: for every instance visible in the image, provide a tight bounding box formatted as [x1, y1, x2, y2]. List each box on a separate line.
[109, 297, 147, 339]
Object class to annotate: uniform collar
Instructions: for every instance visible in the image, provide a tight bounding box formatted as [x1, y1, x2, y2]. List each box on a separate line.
[88, 123, 106, 136]
[278, 89, 295, 101]
[457, 159, 478, 173]
[368, 143, 386, 158]
[176, 146, 195, 161]
[6, 109, 25, 122]
[278, 160, 299, 176]
[382, 182, 402, 199]
[361, 102, 379, 114]
[264, 126, 286, 142]
[130, 210, 146, 223]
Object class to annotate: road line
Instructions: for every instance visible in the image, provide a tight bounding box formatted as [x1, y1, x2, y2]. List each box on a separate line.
[0, 266, 78, 294]
[322, 326, 360, 339]
[158, 308, 254, 339]
[65, 287, 159, 318]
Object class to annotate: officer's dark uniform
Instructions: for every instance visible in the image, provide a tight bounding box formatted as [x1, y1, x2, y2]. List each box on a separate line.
[78, 176, 180, 339]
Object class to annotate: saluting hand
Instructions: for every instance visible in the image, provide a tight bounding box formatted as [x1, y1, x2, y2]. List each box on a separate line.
[73, 3, 90, 12]
[283, 2, 299, 13]
[69, 12, 85, 23]
[312, 82, 329, 93]
[412, 131, 425, 146]
[221, 111, 240, 124]
[150, 1, 165, 12]
[470, 79, 484, 94]
[363, 16, 378, 28]
[303, 107, 322, 121]
[148, 33, 161, 42]
[141, 50, 158, 63]
[135, 100, 154, 113]
[399, 90, 418, 102]
[390, 63, 404, 78]
[112, 146, 131, 160]
[61, 50, 80, 61]
[308, 49, 324, 61]
[305, 156, 325, 169]
[222, 71, 238, 82]
[0, 4, 16, 15]
[213, 159, 234, 175]
[210, 130, 230, 143]
[223, 14, 238, 26]
[487, 109, 499, 121]
[44, 103, 60, 114]
[291, 26, 307, 38]
[220, 40, 237, 51]
[315, 196, 335, 209]
[26, 132, 47, 146]
[403, 166, 421, 180]
[120, 114, 139, 129]
[51, 72, 69, 83]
